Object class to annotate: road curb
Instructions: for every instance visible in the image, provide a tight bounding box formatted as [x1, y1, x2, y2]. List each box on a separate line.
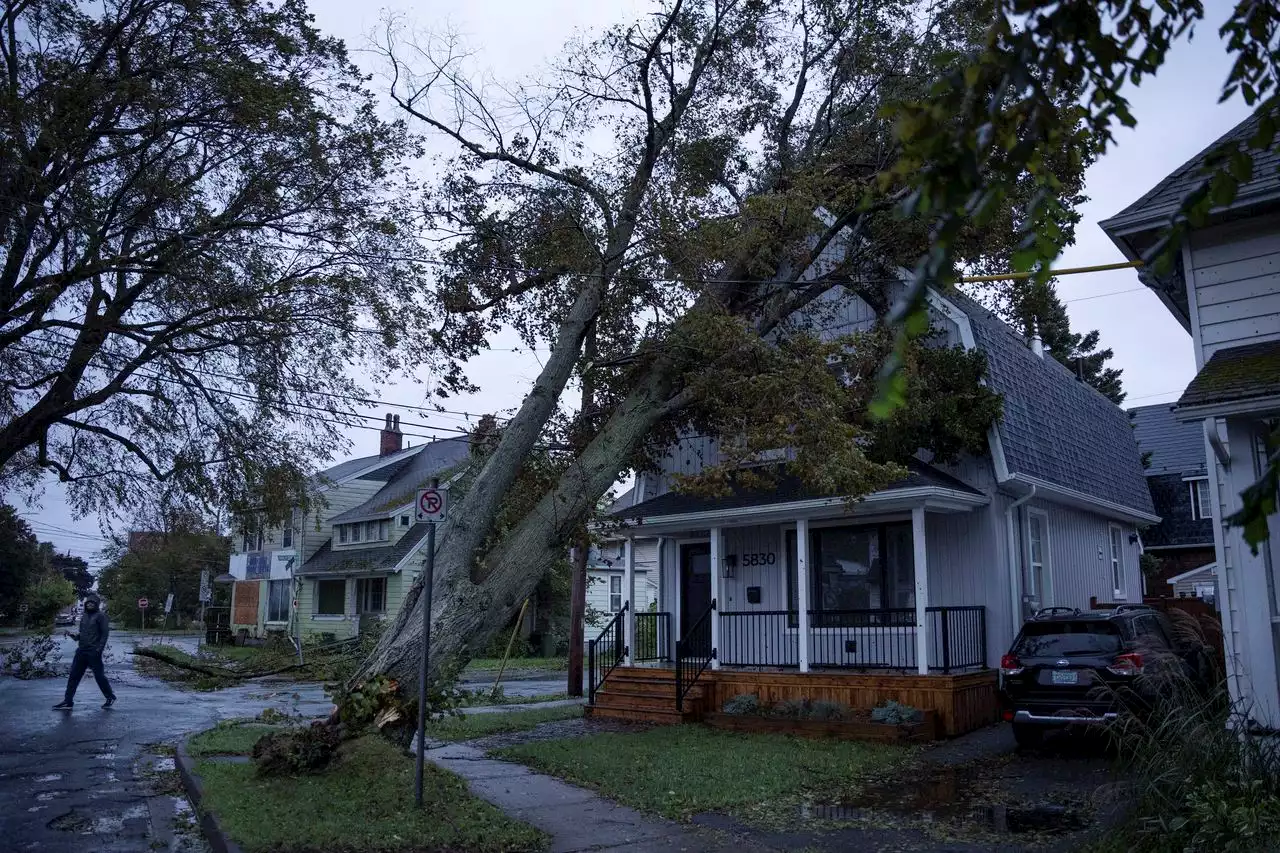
[175, 740, 245, 853]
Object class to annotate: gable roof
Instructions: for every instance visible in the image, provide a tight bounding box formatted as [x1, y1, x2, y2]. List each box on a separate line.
[329, 437, 473, 525]
[1128, 404, 1207, 476]
[1176, 340, 1280, 413]
[613, 459, 982, 521]
[1100, 110, 1280, 236]
[942, 290, 1156, 518]
[315, 444, 423, 487]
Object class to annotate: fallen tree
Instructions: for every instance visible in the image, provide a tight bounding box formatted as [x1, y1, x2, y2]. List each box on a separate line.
[350, 0, 1080, 694]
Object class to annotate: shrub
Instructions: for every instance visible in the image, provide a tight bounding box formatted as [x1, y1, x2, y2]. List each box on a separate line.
[2, 630, 62, 678]
[23, 573, 76, 626]
[805, 699, 849, 721]
[768, 698, 810, 719]
[870, 700, 923, 725]
[721, 693, 761, 715]
[251, 723, 341, 776]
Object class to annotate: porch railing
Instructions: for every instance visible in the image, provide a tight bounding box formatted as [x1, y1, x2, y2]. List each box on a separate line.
[634, 611, 672, 663]
[587, 602, 628, 705]
[716, 606, 987, 673]
[675, 598, 716, 713]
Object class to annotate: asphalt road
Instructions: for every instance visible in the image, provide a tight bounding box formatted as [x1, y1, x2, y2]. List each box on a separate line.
[0, 632, 334, 852]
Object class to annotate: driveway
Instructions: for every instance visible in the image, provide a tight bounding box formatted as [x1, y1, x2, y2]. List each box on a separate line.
[0, 631, 333, 852]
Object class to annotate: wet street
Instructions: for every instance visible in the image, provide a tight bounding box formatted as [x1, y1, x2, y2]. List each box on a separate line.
[0, 632, 333, 852]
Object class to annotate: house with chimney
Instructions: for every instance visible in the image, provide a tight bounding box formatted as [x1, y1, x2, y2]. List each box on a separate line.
[225, 415, 471, 643]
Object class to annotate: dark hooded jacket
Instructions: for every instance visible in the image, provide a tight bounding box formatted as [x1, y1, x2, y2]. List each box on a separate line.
[76, 594, 110, 654]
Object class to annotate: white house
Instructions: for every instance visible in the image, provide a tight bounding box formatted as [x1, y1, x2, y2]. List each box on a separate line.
[1103, 108, 1280, 728]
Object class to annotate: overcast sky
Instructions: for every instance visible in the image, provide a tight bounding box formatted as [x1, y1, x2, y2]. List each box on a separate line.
[15, 0, 1254, 569]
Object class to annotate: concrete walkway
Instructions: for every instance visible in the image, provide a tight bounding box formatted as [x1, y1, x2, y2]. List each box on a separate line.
[458, 697, 584, 715]
[423, 742, 772, 853]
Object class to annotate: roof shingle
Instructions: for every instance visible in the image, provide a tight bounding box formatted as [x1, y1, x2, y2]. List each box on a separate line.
[1129, 404, 1208, 476]
[1177, 340, 1280, 410]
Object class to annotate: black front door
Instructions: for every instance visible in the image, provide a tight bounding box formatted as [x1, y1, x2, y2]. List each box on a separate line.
[680, 543, 712, 637]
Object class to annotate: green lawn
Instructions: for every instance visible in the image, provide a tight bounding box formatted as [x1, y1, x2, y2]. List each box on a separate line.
[187, 722, 283, 756]
[195, 735, 545, 853]
[426, 704, 583, 742]
[494, 725, 907, 822]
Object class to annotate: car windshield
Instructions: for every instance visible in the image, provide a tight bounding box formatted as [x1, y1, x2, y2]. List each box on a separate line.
[1013, 621, 1123, 658]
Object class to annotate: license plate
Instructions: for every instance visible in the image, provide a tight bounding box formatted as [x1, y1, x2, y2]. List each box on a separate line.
[1051, 670, 1078, 685]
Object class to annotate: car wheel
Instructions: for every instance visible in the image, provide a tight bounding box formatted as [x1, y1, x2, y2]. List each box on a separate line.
[1012, 722, 1043, 749]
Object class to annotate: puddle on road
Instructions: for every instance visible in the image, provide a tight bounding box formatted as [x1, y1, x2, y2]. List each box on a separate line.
[36, 790, 68, 802]
[814, 766, 1088, 837]
[36, 773, 63, 783]
[152, 757, 176, 772]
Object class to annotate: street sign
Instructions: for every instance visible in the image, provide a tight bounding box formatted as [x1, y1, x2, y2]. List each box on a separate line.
[416, 487, 448, 522]
[19, 603, 28, 613]
[199, 569, 211, 603]
[138, 597, 149, 609]
[164, 593, 174, 614]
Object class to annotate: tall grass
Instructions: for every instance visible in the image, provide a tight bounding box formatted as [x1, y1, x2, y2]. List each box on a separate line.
[1105, 610, 1280, 851]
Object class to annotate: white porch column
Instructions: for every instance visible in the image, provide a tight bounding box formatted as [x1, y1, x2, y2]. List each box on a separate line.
[796, 518, 811, 673]
[912, 506, 930, 675]
[710, 527, 722, 670]
[623, 537, 636, 665]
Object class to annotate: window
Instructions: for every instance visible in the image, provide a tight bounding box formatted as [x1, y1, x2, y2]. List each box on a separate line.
[380, 519, 390, 540]
[338, 525, 348, 544]
[786, 522, 915, 626]
[1026, 512, 1049, 602]
[609, 575, 622, 613]
[356, 577, 386, 614]
[1109, 524, 1126, 597]
[267, 579, 291, 622]
[1189, 479, 1213, 521]
[281, 526, 293, 549]
[400, 514, 411, 527]
[1014, 621, 1122, 658]
[350, 523, 362, 543]
[316, 579, 346, 615]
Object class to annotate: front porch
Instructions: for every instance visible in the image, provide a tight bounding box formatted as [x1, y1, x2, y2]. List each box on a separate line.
[587, 487, 1004, 735]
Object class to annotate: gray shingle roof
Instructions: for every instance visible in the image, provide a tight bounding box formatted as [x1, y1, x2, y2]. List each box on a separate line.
[329, 437, 472, 524]
[1100, 109, 1280, 235]
[1177, 340, 1280, 410]
[613, 459, 981, 519]
[315, 445, 421, 485]
[1128, 404, 1208, 476]
[1142, 472, 1214, 549]
[298, 523, 430, 576]
[946, 291, 1156, 516]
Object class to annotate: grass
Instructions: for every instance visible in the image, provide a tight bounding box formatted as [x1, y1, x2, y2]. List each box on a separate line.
[195, 735, 546, 853]
[494, 725, 907, 823]
[187, 722, 285, 756]
[464, 656, 567, 673]
[426, 704, 583, 742]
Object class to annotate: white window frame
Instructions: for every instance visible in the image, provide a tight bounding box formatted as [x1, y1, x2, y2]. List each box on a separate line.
[281, 526, 293, 549]
[350, 523, 362, 543]
[1109, 523, 1127, 599]
[400, 514, 411, 527]
[1026, 509, 1052, 604]
[355, 576, 387, 614]
[1188, 478, 1213, 521]
[315, 578, 346, 616]
[609, 575, 622, 613]
[266, 579, 291, 623]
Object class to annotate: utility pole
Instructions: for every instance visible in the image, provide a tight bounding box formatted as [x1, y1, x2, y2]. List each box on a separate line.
[567, 322, 597, 698]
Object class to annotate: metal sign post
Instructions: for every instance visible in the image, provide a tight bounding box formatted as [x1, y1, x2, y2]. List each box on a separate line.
[414, 477, 442, 808]
[138, 597, 149, 630]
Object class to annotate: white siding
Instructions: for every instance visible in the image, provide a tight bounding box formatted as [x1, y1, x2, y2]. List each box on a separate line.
[925, 507, 1008, 668]
[1024, 498, 1144, 610]
[1189, 214, 1280, 359]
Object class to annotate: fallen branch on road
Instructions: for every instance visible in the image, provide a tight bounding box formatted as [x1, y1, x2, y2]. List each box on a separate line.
[131, 646, 313, 680]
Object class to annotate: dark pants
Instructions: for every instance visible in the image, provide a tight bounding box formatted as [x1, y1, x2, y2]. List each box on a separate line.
[64, 649, 114, 704]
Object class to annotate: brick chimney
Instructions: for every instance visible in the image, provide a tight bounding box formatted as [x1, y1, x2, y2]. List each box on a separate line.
[379, 413, 403, 456]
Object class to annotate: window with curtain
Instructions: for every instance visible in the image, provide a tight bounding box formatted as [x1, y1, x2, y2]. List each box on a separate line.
[267, 579, 290, 622]
[786, 522, 915, 626]
[316, 579, 346, 615]
[1109, 524, 1126, 596]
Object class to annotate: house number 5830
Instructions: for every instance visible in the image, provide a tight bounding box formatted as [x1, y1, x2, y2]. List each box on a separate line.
[740, 553, 776, 566]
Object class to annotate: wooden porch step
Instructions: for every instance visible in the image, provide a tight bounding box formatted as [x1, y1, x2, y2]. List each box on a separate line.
[608, 666, 678, 681]
[591, 692, 687, 712]
[585, 704, 687, 725]
[596, 677, 706, 699]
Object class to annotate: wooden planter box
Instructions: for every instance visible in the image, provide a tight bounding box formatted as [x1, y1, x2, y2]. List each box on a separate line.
[703, 710, 939, 742]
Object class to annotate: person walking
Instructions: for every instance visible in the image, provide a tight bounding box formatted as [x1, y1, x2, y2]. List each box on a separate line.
[53, 592, 116, 710]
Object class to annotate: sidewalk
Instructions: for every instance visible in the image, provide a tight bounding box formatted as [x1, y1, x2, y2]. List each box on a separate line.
[422, 742, 775, 853]
[458, 697, 584, 715]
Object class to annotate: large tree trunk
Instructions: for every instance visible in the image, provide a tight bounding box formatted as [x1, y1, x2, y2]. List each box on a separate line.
[354, 360, 680, 690]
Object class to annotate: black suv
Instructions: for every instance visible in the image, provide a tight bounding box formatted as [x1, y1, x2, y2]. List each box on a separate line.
[999, 605, 1212, 747]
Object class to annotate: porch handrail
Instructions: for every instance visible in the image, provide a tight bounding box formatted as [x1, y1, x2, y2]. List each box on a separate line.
[587, 601, 628, 705]
[675, 598, 716, 713]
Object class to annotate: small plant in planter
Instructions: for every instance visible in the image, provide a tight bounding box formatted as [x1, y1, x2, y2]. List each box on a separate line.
[806, 699, 849, 721]
[722, 693, 761, 715]
[870, 699, 924, 725]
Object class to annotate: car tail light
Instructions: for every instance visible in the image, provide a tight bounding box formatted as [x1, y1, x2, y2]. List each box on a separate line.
[1000, 654, 1024, 675]
[1107, 652, 1144, 675]
[1002, 709, 1014, 722]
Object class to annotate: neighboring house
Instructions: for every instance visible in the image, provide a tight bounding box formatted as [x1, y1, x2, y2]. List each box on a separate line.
[225, 415, 470, 642]
[590, 267, 1156, 734]
[585, 538, 659, 634]
[1102, 108, 1280, 727]
[1128, 404, 1218, 600]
